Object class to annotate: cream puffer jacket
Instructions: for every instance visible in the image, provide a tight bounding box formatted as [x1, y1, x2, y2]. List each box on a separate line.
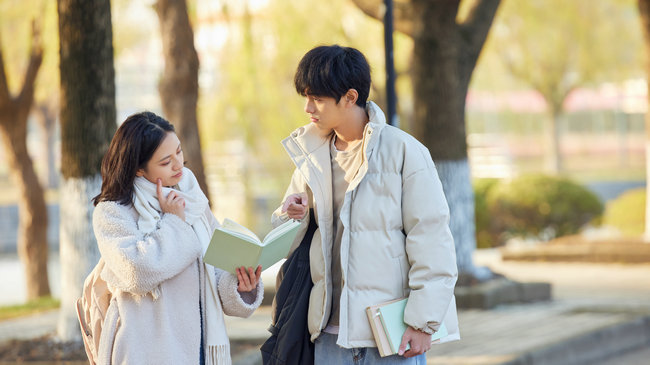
[272, 101, 460, 348]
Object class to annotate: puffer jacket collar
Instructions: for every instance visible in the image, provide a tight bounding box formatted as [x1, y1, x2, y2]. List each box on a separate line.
[282, 101, 386, 183]
[280, 101, 387, 237]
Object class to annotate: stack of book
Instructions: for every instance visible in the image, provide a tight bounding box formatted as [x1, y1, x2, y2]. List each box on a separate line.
[366, 298, 448, 357]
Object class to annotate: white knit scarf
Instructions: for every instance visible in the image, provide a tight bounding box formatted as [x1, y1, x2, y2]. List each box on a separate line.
[132, 167, 230, 364]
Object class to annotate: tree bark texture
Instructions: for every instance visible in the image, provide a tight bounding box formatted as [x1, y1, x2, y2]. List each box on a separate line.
[637, 0, 650, 241]
[155, 0, 210, 200]
[35, 102, 60, 189]
[58, 0, 116, 179]
[436, 159, 477, 273]
[411, 1, 468, 160]
[351, 0, 501, 276]
[0, 25, 51, 299]
[57, 0, 116, 341]
[57, 176, 102, 341]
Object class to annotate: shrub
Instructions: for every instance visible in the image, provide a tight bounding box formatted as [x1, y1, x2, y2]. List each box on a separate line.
[485, 174, 603, 243]
[474, 178, 500, 248]
[602, 188, 645, 237]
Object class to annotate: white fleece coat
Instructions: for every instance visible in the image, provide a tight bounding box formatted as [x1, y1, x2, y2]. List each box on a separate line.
[272, 101, 460, 348]
[92, 201, 263, 364]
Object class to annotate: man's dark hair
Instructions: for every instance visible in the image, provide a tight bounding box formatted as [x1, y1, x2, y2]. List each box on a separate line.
[93, 112, 175, 206]
[294, 45, 371, 107]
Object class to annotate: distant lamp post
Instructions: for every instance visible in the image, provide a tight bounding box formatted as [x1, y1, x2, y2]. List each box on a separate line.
[383, 0, 398, 127]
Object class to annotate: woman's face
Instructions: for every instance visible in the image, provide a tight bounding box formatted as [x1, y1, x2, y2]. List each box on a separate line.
[136, 132, 184, 187]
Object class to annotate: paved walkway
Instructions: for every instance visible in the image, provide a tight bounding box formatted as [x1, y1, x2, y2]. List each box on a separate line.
[3, 250, 650, 365]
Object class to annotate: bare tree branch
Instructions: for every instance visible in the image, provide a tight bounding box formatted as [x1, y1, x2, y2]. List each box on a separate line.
[17, 21, 44, 108]
[0, 45, 10, 104]
[459, 0, 500, 54]
[639, 0, 650, 42]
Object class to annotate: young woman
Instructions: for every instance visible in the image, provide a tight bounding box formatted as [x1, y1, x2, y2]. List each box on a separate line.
[91, 111, 263, 364]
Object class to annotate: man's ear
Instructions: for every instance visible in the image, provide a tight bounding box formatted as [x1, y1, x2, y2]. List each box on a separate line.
[344, 89, 359, 106]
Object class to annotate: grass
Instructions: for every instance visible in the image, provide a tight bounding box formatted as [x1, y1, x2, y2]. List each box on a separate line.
[0, 296, 60, 321]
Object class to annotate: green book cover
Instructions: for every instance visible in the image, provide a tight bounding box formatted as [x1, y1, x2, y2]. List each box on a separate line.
[203, 219, 301, 274]
[377, 298, 449, 354]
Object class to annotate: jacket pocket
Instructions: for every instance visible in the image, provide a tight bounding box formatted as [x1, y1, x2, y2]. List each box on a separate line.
[97, 298, 120, 365]
[396, 255, 409, 294]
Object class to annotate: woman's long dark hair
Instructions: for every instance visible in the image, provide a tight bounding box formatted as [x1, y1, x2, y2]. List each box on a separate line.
[93, 112, 175, 206]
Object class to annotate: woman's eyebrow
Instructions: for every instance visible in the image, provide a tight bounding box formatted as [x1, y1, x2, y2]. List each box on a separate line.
[156, 143, 181, 163]
[156, 154, 172, 163]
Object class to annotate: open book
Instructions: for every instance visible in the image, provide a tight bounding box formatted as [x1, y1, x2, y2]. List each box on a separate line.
[366, 298, 448, 357]
[203, 218, 302, 274]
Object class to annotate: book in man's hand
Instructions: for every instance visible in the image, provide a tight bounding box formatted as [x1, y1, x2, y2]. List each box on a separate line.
[203, 218, 301, 274]
[366, 298, 448, 357]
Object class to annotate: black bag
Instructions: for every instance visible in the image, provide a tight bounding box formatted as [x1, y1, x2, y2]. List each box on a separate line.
[260, 209, 318, 365]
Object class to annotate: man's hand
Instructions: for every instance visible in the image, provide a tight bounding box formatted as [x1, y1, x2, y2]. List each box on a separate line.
[398, 326, 432, 358]
[282, 192, 308, 220]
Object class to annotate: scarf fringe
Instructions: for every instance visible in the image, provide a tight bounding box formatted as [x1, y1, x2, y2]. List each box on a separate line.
[206, 344, 230, 365]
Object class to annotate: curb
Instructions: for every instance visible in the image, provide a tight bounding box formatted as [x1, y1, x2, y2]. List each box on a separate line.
[232, 315, 650, 365]
[500, 241, 650, 264]
[454, 278, 552, 309]
[501, 315, 650, 365]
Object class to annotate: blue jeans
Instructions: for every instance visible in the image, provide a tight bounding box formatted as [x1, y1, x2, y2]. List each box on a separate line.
[315, 332, 426, 365]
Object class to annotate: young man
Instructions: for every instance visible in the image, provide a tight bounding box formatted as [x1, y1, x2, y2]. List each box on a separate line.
[272, 45, 459, 364]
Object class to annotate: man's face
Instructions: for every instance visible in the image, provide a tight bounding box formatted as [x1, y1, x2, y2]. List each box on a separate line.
[303, 94, 345, 131]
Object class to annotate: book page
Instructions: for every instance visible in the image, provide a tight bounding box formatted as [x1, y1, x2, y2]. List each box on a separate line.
[256, 220, 301, 270]
[204, 218, 301, 274]
[221, 218, 261, 244]
[203, 229, 262, 274]
[431, 323, 449, 343]
[261, 219, 300, 244]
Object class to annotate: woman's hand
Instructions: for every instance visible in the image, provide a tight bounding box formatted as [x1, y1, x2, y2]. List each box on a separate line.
[157, 179, 185, 221]
[236, 265, 262, 293]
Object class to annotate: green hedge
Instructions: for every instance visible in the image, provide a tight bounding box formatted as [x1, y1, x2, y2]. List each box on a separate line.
[474, 174, 603, 247]
[602, 188, 645, 236]
[474, 178, 500, 248]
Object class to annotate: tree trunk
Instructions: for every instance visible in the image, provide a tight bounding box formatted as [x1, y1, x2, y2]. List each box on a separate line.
[0, 24, 50, 300]
[351, 0, 500, 278]
[544, 110, 562, 173]
[57, 0, 116, 341]
[155, 0, 210, 200]
[35, 102, 59, 189]
[0, 122, 51, 299]
[638, 0, 650, 242]
[411, 2, 468, 161]
[410, 0, 500, 279]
